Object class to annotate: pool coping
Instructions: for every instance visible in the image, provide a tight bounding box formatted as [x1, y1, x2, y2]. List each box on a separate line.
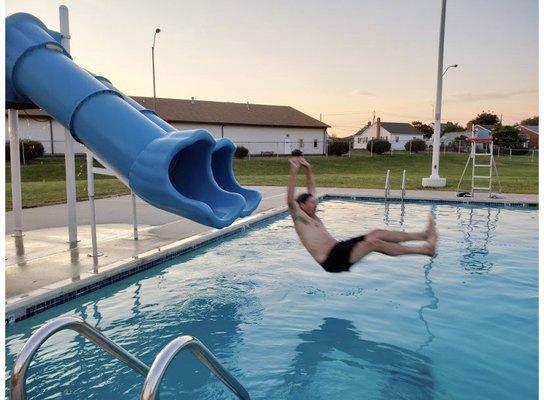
[5, 193, 538, 325]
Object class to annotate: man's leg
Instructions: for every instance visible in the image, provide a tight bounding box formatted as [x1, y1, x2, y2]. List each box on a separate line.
[365, 229, 426, 243]
[349, 235, 436, 264]
[364, 217, 434, 243]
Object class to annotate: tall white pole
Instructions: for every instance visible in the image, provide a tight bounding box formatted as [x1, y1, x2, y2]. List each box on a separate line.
[60, 5, 79, 247]
[422, 0, 447, 188]
[8, 109, 23, 237]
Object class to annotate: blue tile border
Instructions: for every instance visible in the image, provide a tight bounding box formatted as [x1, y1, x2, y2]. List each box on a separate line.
[5, 194, 537, 325]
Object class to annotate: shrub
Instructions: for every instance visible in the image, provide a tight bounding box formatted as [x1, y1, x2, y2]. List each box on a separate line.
[367, 139, 391, 155]
[405, 138, 427, 153]
[327, 141, 349, 156]
[234, 146, 249, 159]
[5, 139, 44, 162]
[291, 149, 303, 157]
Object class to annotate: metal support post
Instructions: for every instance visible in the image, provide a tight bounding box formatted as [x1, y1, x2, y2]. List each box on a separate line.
[8, 109, 24, 237]
[131, 192, 139, 240]
[60, 5, 78, 247]
[86, 151, 102, 259]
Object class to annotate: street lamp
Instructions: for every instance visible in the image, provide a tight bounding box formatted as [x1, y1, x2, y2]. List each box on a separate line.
[152, 28, 161, 111]
[442, 63, 458, 77]
[422, 0, 449, 188]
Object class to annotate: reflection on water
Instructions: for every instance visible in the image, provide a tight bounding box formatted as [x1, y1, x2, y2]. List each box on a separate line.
[418, 258, 438, 352]
[457, 206, 499, 273]
[7, 268, 259, 399]
[284, 318, 434, 399]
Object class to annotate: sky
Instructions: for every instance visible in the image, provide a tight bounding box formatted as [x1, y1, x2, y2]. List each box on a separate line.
[6, 0, 539, 137]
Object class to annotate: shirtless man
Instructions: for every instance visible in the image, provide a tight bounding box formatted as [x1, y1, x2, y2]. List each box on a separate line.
[287, 157, 437, 273]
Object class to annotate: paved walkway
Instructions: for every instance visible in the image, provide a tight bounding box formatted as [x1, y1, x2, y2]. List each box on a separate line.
[5, 187, 538, 299]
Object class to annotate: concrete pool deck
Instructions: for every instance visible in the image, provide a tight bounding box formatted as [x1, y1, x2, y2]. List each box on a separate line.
[5, 186, 538, 321]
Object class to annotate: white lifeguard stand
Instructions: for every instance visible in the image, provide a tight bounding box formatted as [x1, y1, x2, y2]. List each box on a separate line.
[456, 126, 501, 198]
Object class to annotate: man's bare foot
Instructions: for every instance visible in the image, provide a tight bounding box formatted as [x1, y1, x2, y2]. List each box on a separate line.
[424, 222, 438, 256]
[424, 215, 436, 239]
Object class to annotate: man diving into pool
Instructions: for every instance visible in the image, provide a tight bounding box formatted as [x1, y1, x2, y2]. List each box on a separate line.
[287, 157, 437, 273]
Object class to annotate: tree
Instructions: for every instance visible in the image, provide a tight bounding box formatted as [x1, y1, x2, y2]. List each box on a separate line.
[412, 121, 434, 139]
[520, 116, 538, 125]
[492, 125, 525, 148]
[469, 111, 499, 126]
[441, 121, 464, 135]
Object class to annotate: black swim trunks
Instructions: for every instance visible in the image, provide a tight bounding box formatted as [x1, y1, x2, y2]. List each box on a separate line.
[320, 235, 366, 273]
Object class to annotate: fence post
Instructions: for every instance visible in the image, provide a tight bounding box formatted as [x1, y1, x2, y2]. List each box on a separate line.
[509, 148, 512, 160]
[458, 140, 461, 153]
[409, 140, 412, 155]
[531, 149, 535, 162]
[348, 139, 351, 157]
[370, 140, 373, 157]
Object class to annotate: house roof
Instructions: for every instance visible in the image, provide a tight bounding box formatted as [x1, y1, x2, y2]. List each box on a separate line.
[8, 97, 330, 129]
[132, 97, 329, 129]
[380, 122, 422, 135]
[520, 125, 539, 134]
[353, 121, 422, 137]
[474, 124, 496, 132]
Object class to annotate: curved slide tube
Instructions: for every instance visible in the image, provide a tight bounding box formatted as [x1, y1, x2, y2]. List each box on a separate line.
[6, 13, 260, 227]
[93, 75, 261, 217]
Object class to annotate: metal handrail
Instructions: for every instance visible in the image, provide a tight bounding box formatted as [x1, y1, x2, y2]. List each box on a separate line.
[10, 316, 150, 400]
[140, 336, 251, 400]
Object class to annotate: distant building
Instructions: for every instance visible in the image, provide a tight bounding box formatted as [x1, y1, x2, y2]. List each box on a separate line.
[6, 97, 330, 156]
[352, 118, 424, 150]
[518, 125, 538, 149]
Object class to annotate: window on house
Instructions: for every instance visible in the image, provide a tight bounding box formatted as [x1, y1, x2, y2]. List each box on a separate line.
[395, 136, 399, 142]
[299, 139, 304, 148]
[357, 137, 361, 144]
[314, 139, 318, 148]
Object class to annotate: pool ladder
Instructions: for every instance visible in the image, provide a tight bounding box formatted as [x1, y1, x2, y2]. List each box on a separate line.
[10, 316, 251, 400]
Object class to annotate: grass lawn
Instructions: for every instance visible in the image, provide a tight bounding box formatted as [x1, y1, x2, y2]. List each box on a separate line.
[6, 152, 538, 209]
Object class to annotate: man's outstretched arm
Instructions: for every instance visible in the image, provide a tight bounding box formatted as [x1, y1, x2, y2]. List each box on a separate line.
[299, 158, 316, 197]
[287, 157, 300, 209]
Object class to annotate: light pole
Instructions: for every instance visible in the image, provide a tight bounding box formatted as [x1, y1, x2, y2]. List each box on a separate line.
[152, 28, 161, 111]
[422, 0, 450, 188]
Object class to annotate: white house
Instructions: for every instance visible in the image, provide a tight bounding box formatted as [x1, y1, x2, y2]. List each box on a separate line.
[6, 97, 329, 156]
[352, 118, 424, 150]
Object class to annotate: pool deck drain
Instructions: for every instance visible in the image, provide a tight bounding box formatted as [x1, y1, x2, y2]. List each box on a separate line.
[5, 186, 538, 322]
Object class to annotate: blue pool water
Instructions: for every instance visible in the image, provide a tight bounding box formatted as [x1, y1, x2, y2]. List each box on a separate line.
[5, 200, 538, 399]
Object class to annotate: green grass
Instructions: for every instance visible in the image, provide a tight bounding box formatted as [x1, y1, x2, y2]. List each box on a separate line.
[5, 153, 538, 210]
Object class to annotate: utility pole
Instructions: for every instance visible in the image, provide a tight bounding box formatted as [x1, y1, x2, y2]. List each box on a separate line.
[422, 0, 448, 188]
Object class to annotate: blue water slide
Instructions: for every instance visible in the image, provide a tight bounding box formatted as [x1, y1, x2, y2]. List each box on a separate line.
[92, 75, 261, 217]
[6, 13, 261, 228]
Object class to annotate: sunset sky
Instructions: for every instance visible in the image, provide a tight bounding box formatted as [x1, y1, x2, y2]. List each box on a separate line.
[7, 0, 539, 136]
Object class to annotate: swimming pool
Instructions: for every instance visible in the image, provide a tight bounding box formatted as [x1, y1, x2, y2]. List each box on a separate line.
[5, 200, 538, 399]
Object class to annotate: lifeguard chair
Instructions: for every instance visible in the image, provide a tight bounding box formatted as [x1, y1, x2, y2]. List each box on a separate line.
[456, 126, 501, 198]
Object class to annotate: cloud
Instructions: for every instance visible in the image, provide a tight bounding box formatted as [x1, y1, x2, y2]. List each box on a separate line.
[349, 89, 376, 97]
[446, 88, 537, 102]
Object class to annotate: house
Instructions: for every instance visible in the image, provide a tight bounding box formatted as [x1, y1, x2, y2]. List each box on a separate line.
[518, 125, 538, 149]
[6, 97, 330, 156]
[424, 132, 467, 147]
[352, 118, 424, 150]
